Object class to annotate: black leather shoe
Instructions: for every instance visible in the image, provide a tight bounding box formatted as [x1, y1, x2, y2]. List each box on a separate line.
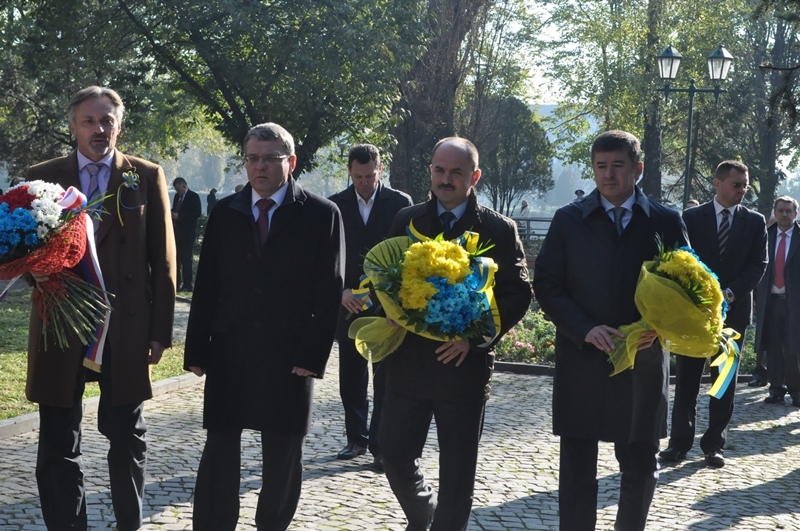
[765, 394, 786, 404]
[658, 447, 687, 462]
[748, 378, 768, 387]
[705, 450, 725, 468]
[337, 442, 367, 460]
[372, 454, 384, 472]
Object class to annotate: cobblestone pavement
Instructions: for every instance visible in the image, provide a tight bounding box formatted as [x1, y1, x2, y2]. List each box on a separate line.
[1, 305, 799, 529]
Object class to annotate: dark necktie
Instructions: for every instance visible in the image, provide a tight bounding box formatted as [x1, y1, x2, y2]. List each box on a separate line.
[440, 211, 456, 238]
[257, 198, 275, 246]
[719, 209, 731, 256]
[612, 206, 626, 236]
[85, 163, 103, 232]
[775, 231, 787, 289]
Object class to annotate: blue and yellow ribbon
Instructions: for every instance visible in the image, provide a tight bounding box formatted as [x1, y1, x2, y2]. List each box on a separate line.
[350, 275, 374, 312]
[708, 328, 740, 399]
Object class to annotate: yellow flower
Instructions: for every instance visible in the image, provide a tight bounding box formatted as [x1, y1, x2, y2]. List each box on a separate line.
[398, 240, 472, 309]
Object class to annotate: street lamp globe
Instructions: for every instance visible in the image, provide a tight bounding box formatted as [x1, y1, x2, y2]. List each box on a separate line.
[707, 45, 733, 81]
[657, 45, 683, 80]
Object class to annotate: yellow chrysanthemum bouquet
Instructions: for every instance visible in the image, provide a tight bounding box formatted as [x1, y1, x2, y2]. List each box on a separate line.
[608, 240, 740, 398]
[348, 221, 501, 362]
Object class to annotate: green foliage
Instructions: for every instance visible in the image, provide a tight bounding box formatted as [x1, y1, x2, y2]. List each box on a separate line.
[495, 307, 556, 364]
[469, 96, 554, 214]
[116, 0, 427, 176]
[0, 1, 201, 178]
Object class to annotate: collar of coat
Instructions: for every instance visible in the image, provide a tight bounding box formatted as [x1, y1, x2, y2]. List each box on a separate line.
[580, 186, 652, 219]
[424, 188, 481, 219]
[341, 181, 385, 203]
[229, 177, 306, 217]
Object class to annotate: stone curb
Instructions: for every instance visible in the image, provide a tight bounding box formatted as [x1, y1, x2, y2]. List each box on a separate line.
[0, 372, 203, 440]
[495, 361, 753, 385]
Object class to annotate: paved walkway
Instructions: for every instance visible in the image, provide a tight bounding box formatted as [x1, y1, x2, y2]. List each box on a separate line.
[1, 304, 799, 529]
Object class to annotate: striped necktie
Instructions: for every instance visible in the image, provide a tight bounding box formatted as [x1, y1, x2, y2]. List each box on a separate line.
[718, 209, 730, 256]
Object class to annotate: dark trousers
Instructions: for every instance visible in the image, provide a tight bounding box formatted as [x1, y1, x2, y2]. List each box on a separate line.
[379, 390, 485, 531]
[193, 430, 305, 531]
[668, 333, 743, 454]
[765, 297, 800, 397]
[752, 349, 769, 382]
[336, 311, 385, 455]
[175, 232, 195, 289]
[37, 354, 146, 531]
[559, 438, 659, 531]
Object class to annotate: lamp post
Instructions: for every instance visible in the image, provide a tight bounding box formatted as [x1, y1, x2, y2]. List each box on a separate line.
[657, 44, 733, 208]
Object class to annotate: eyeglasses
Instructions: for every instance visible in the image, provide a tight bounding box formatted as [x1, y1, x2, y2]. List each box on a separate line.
[244, 154, 290, 165]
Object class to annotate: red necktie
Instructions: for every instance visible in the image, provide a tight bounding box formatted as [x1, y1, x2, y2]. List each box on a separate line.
[775, 231, 787, 289]
[257, 198, 275, 246]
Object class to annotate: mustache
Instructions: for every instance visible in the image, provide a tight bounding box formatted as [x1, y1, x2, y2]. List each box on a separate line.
[91, 134, 108, 141]
[437, 184, 456, 190]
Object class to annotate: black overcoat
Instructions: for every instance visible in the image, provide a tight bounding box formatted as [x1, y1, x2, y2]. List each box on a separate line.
[183, 179, 344, 434]
[385, 193, 531, 403]
[533, 188, 687, 443]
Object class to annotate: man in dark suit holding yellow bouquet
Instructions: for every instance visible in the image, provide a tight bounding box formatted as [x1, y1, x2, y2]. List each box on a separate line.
[534, 130, 687, 531]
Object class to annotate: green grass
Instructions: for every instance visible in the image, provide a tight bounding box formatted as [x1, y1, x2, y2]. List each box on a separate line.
[0, 285, 188, 421]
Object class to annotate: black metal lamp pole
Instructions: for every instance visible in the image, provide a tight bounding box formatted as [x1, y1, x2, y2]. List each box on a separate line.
[656, 45, 733, 208]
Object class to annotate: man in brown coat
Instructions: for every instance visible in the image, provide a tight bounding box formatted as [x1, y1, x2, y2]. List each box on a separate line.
[25, 86, 176, 530]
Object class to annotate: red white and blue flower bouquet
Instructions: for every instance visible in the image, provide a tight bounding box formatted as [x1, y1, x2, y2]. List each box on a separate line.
[348, 221, 501, 362]
[0, 181, 111, 369]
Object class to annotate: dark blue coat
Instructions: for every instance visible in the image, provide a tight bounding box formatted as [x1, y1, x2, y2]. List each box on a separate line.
[534, 187, 687, 443]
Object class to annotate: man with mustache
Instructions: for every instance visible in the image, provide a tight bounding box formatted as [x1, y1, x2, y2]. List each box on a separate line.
[659, 160, 767, 468]
[25, 86, 176, 530]
[379, 137, 531, 530]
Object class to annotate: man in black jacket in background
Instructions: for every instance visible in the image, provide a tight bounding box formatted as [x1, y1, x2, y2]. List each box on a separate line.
[172, 176, 202, 291]
[328, 144, 412, 469]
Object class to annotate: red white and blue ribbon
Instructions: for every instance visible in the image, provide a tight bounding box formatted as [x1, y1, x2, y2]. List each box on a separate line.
[59, 187, 110, 372]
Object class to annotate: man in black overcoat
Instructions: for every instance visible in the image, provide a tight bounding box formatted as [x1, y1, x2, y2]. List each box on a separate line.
[534, 130, 688, 531]
[328, 144, 412, 468]
[183, 122, 344, 531]
[379, 137, 531, 531]
[754, 196, 800, 406]
[659, 161, 767, 469]
[171, 176, 202, 291]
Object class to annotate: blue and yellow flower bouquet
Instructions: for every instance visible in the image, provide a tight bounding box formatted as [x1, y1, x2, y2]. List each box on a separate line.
[348, 221, 501, 362]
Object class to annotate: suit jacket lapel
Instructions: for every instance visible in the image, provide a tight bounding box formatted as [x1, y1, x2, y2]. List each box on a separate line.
[94, 150, 126, 244]
[268, 178, 302, 239]
[61, 152, 82, 191]
[786, 222, 800, 264]
[364, 184, 384, 229]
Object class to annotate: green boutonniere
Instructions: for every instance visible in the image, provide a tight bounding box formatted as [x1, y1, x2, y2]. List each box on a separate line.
[116, 168, 141, 226]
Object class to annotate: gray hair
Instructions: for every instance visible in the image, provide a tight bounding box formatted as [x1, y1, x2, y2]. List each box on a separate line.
[68, 86, 125, 125]
[242, 123, 295, 155]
